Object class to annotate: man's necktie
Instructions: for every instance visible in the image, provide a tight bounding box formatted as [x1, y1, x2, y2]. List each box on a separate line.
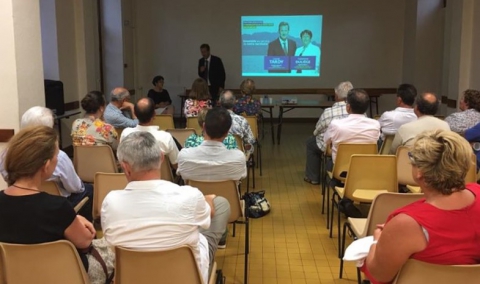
[282, 41, 288, 55]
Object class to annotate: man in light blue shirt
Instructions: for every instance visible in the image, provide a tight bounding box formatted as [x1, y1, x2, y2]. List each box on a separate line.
[0, 106, 93, 220]
[104, 87, 138, 128]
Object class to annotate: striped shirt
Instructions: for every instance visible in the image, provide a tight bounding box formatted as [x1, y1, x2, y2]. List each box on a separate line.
[313, 101, 348, 151]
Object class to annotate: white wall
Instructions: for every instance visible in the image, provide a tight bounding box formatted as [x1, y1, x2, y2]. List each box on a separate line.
[134, 0, 406, 117]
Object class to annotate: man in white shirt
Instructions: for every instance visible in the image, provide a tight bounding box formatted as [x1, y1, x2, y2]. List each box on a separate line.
[304, 81, 352, 185]
[390, 93, 450, 154]
[101, 131, 230, 284]
[177, 107, 247, 182]
[378, 84, 418, 138]
[324, 88, 381, 164]
[120, 97, 179, 168]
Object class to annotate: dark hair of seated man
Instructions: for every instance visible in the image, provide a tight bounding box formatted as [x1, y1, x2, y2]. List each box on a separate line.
[134, 97, 156, 124]
[204, 107, 232, 139]
[346, 88, 370, 114]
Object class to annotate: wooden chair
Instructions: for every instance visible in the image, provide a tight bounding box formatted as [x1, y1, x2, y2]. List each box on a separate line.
[330, 155, 398, 257]
[115, 245, 216, 284]
[323, 143, 378, 231]
[234, 134, 255, 192]
[321, 143, 332, 218]
[93, 173, 128, 225]
[40, 181, 89, 213]
[160, 155, 174, 182]
[393, 259, 480, 284]
[339, 192, 424, 283]
[396, 146, 418, 191]
[245, 115, 262, 176]
[187, 180, 249, 284]
[73, 145, 118, 183]
[0, 240, 89, 284]
[379, 134, 395, 155]
[187, 117, 203, 135]
[152, 114, 175, 130]
[166, 128, 196, 147]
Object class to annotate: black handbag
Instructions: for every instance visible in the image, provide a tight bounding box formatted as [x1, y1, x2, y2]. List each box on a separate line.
[243, 191, 271, 218]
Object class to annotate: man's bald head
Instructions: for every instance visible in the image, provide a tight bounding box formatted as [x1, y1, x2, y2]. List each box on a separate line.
[134, 97, 156, 124]
[219, 90, 236, 109]
[415, 92, 439, 116]
[110, 87, 130, 102]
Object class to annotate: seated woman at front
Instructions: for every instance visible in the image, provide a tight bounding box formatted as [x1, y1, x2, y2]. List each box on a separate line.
[184, 78, 212, 117]
[233, 79, 261, 116]
[184, 108, 237, 149]
[72, 91, 118, 150]
[363, 129, 480, 284]
[0, 126, 95, 269]
[147, 75, 175, 115]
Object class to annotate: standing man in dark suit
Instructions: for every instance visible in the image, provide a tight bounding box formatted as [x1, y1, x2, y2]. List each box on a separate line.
[198, 44, 226, 103]
[267, 22, 297, 72]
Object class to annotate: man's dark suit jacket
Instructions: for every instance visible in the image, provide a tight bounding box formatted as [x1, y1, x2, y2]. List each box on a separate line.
[198, 55, 226, 91]
[267, 38, 297, 56]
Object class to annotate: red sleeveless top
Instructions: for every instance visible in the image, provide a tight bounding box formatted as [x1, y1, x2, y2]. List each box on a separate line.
[363, 183, 480, 284]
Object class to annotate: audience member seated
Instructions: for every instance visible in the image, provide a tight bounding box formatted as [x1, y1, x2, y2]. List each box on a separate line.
[147, 75, 175, 115]
[390, 93, 449, 154]
[101, 131, 231, 284]
[0, 126, 95, 270]
[324, 88, 380, 165]
[445, 89, 480, 134]
[184, 78, 212, 117]
[378, 83, 417, 138]
[219, 90, 256, 155]
[304, 81, 353, 185]
[363, 130, 480, 284]
[177, 107, 247, 182]
[185, 108, 237, 149]
[0, 106, 93, 221]
[72, 91, 119, 151]
[104, 87, 138, 128]
[464, 122, 480, 170]
[233, 79, 261, 116]
[120, 98, 179, 168]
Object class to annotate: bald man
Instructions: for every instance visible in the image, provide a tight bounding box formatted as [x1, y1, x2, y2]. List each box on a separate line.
[120, 97, 179, 168]
[104, 87, 138, 128]
[390, 92, 450, 154]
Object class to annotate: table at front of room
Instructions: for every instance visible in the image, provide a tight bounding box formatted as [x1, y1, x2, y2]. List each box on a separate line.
[260, 104, 275, 144]
[276, 101, 334, 145]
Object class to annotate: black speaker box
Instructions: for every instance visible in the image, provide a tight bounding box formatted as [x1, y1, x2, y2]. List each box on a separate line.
[44, 79, 65, 115]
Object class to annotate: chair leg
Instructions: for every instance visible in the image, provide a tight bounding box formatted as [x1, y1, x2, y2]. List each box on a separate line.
[326, 182, 331, 230]
[244, 218, 249, 284]
[337, 206, 342, 258]
[251, 158, 255, 189]
[339, 222, 350, 279]
[233, 223, 236, 237]
[356, 267, 362, 284]
[329, 192, 337, 238]
[258, 145, 262, 176]
[246, 165, 250, 193]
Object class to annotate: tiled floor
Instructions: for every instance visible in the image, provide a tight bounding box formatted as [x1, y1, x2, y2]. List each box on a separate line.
[215, 123, 358, 284]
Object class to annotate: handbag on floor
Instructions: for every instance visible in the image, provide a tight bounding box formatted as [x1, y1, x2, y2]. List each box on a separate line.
[243, 191, 271, 218]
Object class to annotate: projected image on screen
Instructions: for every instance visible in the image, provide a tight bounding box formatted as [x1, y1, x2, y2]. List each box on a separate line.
[241, 15, 323, 77]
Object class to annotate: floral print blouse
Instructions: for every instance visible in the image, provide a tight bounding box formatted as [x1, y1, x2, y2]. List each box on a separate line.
[184, 133, 238, 149]
[184, 99, 212, 117]
[233, 95, 261, 116]
[71, 117, 118, 150]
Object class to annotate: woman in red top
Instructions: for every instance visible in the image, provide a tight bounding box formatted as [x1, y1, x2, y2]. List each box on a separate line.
[363, 129, 480, 284]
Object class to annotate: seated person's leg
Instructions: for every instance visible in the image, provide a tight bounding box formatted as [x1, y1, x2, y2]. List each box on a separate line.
[304, 136, 322, 184]
[68, 183, 94, 221]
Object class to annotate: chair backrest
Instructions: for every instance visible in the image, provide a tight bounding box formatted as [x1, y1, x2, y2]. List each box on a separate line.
[234, 134, 245, 152]
[396, 146, 417, 186]
[365, 192, 424, 236]
[343, 155, 398, 200]
[74, 145, 118, 183]
[166, 128, 196, 147]
[152, 114, 175, 130]
[187, 180, 242, 223]
[332, 143, 378, 180]
[40, 181, 61, 196]
[379, 135, 395, 155]
[393, 259, 480, 284]
[465, 153, 477, 184]
[186, 117, 203, 135]
[244, 116, 258, 140]
[160, 155, 174, 182]
[0, 240, 90, 284]
[115, 246, 203, 284]
[93, 172, 128, 221]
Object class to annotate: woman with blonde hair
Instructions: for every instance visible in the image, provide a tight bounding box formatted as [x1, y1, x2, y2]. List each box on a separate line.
[362, 129, 480, 284]
[184, 78, 212, 117]
[233, 78, 261, 115]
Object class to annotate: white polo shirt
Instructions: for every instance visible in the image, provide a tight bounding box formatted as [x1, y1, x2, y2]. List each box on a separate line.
[378, 107, 417, 137]
[120, 125, 179, 164]
[101, 179, 211, 283]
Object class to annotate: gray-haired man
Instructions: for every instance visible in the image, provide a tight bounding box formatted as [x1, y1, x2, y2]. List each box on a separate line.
[101, 131, 230, 284]
[103, 87, 138, 128]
